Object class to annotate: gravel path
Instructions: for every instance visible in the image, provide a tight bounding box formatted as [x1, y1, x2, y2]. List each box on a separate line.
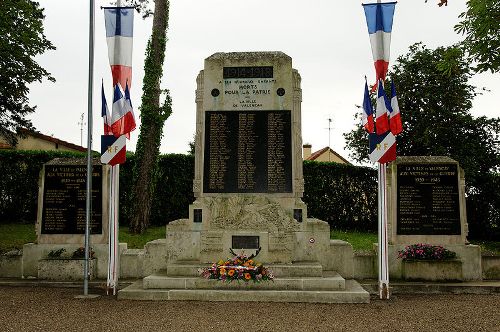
[1, 286, 499, 332]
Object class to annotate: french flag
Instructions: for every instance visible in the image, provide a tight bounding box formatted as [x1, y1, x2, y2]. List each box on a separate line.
[363, 2, 396, 91]
[111, 83, 136, 138]
[104, 8, 134, 89]
[362, 80, 374, 133]
[101, 81, 112, 135]
[389, 81, 403, 135]
[369, 131, 396, 164]
[375, 80, 390, 135]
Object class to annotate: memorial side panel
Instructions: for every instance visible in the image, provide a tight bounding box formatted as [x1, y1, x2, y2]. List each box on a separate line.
[397, 163, 461, 235]
[41, 165, 103, 234]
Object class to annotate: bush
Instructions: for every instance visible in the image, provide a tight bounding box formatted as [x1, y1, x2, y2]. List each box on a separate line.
[0, 150, 498, 239]
[118, 153, 195, 226]
[0, 150, 85, 222]
[397, 244, 457, 261]
[303, 161, 377, 232]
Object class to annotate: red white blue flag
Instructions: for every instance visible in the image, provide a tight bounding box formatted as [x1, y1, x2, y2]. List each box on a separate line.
[375, 79, 390, 135]
[362, 80, 375, 133]
[369, 131, 396, 164]
[111, 83, 136, 137]
[101, 81, 112, 135]
[362, 2, 396, 91]
[101, 134, 126, 166]
[104, 7, 134, 89]
[389, 81, 403, 135]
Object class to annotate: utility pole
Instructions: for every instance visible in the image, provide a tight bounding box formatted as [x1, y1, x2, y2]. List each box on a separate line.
[78, 113, 86, 147]
[327, 118, 332, 162]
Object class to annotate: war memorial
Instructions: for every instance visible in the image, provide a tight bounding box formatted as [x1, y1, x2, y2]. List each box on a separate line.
[3, 51, 498, 304]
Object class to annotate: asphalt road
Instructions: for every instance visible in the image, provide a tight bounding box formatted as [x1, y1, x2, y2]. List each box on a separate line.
[1, 286, 499, 332]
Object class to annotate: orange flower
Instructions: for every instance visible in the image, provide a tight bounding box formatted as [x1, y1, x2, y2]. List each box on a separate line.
[247, 260, 254, 265]
[244, 273, 251, 280]
[228, 269, 235, 277]
[220, 268, 226, 275]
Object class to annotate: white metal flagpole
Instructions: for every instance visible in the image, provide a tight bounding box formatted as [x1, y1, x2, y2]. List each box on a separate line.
[113, 164, 120, 294]
[106, 165, 115, 295]
[378, 163, 390, 299]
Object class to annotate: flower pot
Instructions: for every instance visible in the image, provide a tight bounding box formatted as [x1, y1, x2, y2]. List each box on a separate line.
[402, 259, 463, 281]
[38, 258, 96, 281]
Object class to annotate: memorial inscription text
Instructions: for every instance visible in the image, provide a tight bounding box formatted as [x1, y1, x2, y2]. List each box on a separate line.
[397, 163, 460, 235]
[203, 110, 292, 193]
[41, 165, 103, 234]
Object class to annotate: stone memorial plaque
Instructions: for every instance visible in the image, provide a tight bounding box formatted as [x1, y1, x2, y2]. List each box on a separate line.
[232, 236, 260, 249]
[397, 163, 460, 235]
[41, 165, 103, 234]
[203, 110, 292, 193]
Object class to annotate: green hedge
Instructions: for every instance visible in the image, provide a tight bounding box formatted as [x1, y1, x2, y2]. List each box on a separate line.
[0, 150, 86, 222]
[0, 150, 497, 239]
[118, 153, 195, 226]
[303, 161, 377, 232]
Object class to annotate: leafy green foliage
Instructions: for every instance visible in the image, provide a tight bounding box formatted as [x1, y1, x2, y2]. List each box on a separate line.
[129, 0, 172, 233]
[0, 150, 85, 222]
[303, 161, 378, 232]
[455, 0, 500, 73]
[344, 43, 500, 240]
[0, 0, 55, 145]
[47, 248, 66, 258]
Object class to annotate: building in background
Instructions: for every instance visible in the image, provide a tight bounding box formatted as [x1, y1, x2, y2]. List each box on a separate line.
[0, 129, 86, 153]
[303, 144, 350, 164]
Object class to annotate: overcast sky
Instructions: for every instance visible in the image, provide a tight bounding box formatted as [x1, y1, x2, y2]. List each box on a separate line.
[28, 0, 499, 162]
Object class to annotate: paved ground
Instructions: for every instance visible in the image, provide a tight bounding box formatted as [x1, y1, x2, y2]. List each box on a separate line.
[1, 286, 499, 332]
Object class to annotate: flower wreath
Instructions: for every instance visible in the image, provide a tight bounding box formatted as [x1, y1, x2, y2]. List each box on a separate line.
[200, 248, 274, 282]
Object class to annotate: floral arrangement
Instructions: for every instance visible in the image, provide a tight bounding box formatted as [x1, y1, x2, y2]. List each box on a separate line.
[397, 243, 457, 261]
[200, 248, 274, 282]
[71, 247, 95, 259]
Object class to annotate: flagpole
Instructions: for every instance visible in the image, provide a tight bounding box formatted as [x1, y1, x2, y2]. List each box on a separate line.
[378, 162, 390, 299]
[84, 0, 95, 296]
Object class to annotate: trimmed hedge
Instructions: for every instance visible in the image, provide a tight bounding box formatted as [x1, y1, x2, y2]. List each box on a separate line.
[0, 150, 497, 239]
[119, 153, 195, 226]
[0, 150, 86, 222]
[303, 161, 377, 232]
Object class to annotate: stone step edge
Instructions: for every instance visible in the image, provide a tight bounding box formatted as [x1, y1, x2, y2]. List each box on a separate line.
[118, 280, 370, 303]
[143, 275, 346, 291]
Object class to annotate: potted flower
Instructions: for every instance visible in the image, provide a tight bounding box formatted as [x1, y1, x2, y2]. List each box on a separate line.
[398, 244, 462, 281]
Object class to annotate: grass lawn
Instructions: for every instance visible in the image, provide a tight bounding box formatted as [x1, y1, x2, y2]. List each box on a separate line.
[0, 223, 37, 254]
[331, 230, 378, 252]
[0, 223, 498, 255]
[119, 226, 165, 249]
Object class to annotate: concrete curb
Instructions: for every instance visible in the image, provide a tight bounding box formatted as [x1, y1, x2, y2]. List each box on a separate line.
[359, 279, 500, 295]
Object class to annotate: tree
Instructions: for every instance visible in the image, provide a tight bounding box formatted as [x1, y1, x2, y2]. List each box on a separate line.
[128, 0, 173, 233]
[455, 0, 500, 73]
[0, 0, 55, 145]
[344, 43, 500, 239]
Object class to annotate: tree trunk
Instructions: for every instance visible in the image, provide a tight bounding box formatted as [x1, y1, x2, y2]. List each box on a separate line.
[129, 0, 172, 234]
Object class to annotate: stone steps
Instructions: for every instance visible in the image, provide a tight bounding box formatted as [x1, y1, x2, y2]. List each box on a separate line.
[118, 280, 370, 303]
[143, 273, 345, 291]
[117, 260, 370, 303]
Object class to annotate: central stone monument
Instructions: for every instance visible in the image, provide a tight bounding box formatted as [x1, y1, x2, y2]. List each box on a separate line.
[167, 51, 326, 264]
[119, 52, 369, 303]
